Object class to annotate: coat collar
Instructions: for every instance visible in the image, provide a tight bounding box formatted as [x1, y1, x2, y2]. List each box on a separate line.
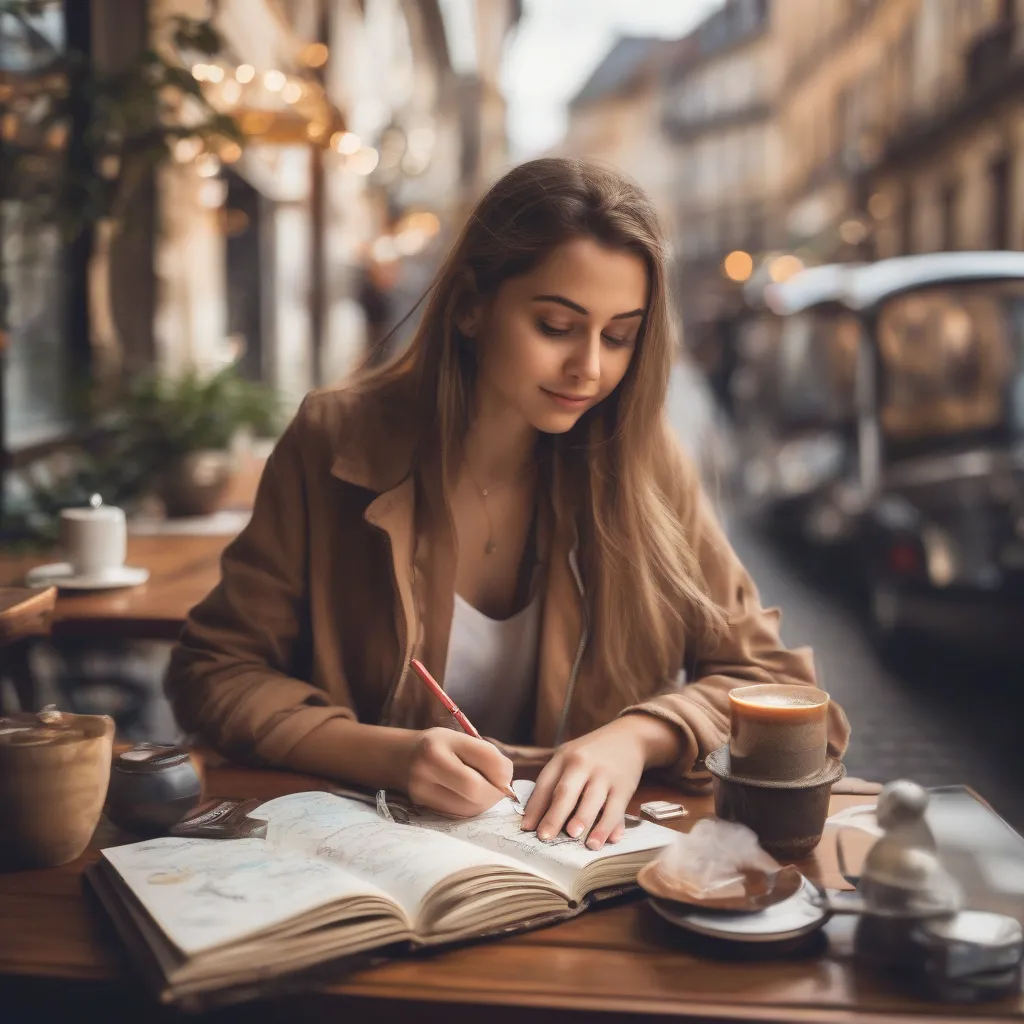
[319, 377, 587, 746]
[327, 380, 420, 494]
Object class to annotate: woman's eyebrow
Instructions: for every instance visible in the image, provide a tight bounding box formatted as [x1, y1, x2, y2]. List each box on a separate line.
[532, 294, 644, 320]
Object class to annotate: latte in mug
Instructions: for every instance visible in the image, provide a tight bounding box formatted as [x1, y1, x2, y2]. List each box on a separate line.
[728, 684, 830, 783]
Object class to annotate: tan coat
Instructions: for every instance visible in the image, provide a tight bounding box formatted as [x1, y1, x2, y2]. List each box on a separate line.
[166, 381, 850, 788]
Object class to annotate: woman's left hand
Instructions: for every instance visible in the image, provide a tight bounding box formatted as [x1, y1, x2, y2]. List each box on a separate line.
[520, 714, 685, 850]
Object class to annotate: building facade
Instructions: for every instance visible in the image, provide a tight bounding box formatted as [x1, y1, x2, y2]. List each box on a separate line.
[662, 0, 780, 377]
[775, 0, 1024, 262]
[152, 0, 462, 406]
[860, 0, 1024, 259]
[561, 36, 685, 242]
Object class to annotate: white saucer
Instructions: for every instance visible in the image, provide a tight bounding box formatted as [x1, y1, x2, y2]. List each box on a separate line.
[648, 876, 828, 943]
[25, 562, 150, 591]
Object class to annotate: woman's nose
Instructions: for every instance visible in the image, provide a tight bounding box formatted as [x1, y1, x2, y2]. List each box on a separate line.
[568, 333, 602, 382]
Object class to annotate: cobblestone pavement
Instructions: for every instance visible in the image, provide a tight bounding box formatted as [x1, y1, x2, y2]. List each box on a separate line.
[666, 363, 1024, 832]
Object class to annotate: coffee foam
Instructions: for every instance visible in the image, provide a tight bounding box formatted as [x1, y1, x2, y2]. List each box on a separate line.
[736, 693, 822, 708]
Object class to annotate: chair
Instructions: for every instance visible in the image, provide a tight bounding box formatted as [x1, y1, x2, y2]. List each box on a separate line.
[0, 586, 57, 712]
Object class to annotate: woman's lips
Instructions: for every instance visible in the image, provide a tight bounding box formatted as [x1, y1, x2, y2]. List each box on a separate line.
[541, 388, 596, 409]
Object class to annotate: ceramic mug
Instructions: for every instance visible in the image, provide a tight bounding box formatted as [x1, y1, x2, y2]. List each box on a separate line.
[59, 503, 127, 579]
[728, 683, 830, 783]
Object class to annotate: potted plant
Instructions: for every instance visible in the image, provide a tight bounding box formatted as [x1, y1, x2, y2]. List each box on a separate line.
[112, 364, 281, 517]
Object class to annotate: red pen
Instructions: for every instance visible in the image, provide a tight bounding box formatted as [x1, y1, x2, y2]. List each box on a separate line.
[409, 658, 523, 808]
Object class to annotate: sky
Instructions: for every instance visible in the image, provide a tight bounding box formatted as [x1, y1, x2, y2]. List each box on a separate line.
[501, 0, 725, 159]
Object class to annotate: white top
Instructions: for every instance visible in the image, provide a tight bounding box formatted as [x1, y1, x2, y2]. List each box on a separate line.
[442, 592, 542, 743]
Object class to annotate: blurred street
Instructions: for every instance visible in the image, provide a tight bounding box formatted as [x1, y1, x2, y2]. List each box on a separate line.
[668, 367, 1024, 832]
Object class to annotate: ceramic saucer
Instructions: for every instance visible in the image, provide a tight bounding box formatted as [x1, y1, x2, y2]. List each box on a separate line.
[648, 876, 829, 943]
[25, 562, 150, 591]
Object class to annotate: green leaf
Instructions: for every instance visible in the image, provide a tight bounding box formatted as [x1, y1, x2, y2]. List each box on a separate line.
[160, 65, 206, 100]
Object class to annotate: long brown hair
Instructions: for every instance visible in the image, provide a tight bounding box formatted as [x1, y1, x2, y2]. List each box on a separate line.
[360, 158, 727, 698]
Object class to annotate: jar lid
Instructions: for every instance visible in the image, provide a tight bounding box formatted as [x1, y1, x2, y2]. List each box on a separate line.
[114, 743, 192, 773]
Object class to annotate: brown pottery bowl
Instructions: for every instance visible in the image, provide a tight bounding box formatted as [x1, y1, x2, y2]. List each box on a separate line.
[0, 709, 115, 870]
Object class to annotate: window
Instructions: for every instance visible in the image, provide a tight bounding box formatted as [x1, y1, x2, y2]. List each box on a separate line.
[877, 282, 1024, 442]
[0, 0, 75, 454]
[990, 153, 1011, 250]
[940, 178, 959, 251]
[775, 311, 861, 428]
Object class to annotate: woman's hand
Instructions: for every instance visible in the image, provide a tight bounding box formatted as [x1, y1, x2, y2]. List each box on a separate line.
[405, 727, 515, 817]
[520, 714, 685, 850]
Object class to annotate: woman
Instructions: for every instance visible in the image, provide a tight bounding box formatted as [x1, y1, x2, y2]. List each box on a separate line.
[167, 158, 849, 850]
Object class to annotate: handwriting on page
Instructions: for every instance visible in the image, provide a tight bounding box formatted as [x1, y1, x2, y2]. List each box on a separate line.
[102, 836, 385, 957]
[254, 791, 534, 915]
[409, 796, 676, 892]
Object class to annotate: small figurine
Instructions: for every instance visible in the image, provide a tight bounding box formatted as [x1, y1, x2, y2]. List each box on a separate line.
[853, 780, 961, 970]
[851, 781, 1024, 1001]
[859, 779, 961, 919]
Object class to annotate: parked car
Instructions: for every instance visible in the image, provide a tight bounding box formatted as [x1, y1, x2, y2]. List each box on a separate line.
[731, 263, 866, 543]
[843, 252, 1024, 658]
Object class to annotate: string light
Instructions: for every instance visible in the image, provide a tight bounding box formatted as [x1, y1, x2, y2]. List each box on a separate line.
[195, 152, 221, 178]
[174, 137, 203, 163]
[768, 254, 804, 283]
[723, 250, 753, 282]
[331, 130, 360, 155]
[349, 146, 379, 175]
[300, 42, 329, 68]
[219, 79, 242, 105]
[176, 52, 347, 159]
[263, 70, 286, 93]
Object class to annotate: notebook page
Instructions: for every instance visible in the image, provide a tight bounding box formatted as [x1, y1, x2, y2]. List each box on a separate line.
[407, 781, 677, 894]
[101, 836, 399, 957]
[252, 791, 563, 917]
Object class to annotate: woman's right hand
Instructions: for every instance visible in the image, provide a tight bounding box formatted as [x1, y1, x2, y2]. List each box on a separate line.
[405, 727, 514, 817]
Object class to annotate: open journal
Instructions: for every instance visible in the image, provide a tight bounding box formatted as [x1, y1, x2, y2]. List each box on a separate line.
[85, 782, 679, 1007]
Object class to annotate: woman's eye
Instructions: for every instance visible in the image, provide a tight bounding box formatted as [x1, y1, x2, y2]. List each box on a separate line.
[537, 320, 571, 337]
[602, 334, 632, 348]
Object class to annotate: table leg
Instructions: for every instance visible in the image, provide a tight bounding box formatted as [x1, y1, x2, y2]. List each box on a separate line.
[1, 636, 39, 712]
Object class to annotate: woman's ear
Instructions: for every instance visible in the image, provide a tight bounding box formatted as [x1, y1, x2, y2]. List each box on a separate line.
[457, 303, 482, 339]
[455, 268, 482, 339]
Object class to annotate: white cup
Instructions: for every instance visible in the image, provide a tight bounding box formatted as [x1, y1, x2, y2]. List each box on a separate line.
[59, 505, 127, 579]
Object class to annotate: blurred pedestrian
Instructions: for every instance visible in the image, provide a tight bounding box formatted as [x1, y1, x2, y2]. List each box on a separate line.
[358, 259, 397, 366]
[167, 158, 849, 849]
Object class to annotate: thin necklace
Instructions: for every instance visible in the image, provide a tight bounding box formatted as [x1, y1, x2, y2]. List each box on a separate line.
[462, 458, 534, 556]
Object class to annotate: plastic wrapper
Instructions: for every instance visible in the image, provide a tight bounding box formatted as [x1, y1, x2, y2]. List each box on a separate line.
[637, 818, 802, 910]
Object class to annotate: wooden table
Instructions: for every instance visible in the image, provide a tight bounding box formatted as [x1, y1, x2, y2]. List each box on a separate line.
[0, 534, 230, 641]
[3, 763, 1020, 1024]
[0, 450, 264, 642]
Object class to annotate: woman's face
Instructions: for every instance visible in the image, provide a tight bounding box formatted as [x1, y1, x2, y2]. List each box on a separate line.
[463, 237, 649, 435]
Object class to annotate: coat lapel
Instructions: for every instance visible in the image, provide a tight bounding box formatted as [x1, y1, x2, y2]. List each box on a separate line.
[328, 395, 458, 730]
[326, 387, 588, 745]
[533, 508, 587, 746]
[361, 476, 418, 726]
